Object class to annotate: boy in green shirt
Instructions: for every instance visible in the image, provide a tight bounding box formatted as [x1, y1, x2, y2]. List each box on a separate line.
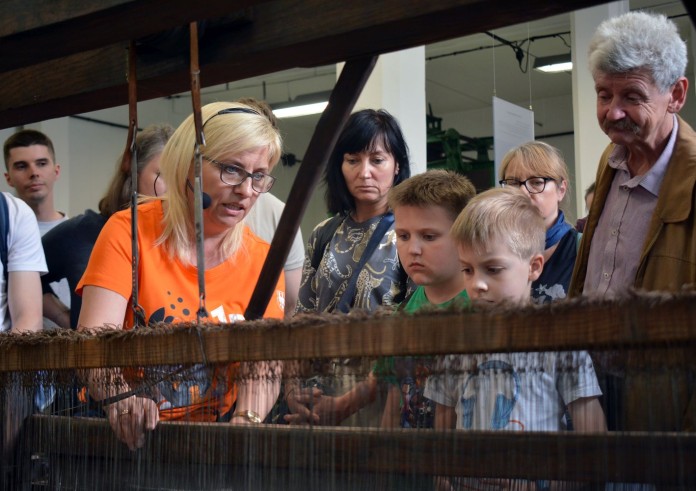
[380, 169, 476, 427]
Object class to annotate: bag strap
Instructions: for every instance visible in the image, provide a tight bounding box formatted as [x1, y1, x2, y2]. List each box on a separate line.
[335, 212, 395, 313]
[311, 214, 345, 272]
[0, 193, 9, 285]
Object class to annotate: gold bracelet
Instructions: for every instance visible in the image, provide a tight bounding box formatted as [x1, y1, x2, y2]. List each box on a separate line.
[231, 409, 262, 423]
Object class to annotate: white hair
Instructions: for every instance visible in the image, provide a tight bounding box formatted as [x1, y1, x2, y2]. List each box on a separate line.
[588, 11, 686, 92]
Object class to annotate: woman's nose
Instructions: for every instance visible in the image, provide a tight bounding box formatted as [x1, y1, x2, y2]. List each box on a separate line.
[358, 161, 371, 178]
[234, 176, 254, 196]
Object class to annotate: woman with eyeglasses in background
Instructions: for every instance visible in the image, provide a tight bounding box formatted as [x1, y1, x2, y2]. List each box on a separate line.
[41, 123, 174, 330]
[77, 102, 285, 450]
[499, 141, 578, 304]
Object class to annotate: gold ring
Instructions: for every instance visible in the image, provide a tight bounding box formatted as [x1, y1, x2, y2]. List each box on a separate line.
[119, 409, 130, 416]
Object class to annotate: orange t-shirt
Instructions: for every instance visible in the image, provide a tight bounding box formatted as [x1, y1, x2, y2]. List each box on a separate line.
[78, 200, 285, 421]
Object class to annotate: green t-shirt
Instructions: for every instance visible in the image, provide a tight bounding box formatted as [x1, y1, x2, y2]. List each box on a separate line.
[400, 285, 470, 313]
[374, 286, 470, 428]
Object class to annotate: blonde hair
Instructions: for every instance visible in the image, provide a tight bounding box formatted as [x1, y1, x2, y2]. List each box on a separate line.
[158, 101, 282, 262]
[388, 169, 476, 221]
[499, 141, 569, 203]
[451, 187, 544, 260]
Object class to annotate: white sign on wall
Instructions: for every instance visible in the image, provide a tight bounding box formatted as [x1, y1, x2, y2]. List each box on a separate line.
[492, 96, 535, 182]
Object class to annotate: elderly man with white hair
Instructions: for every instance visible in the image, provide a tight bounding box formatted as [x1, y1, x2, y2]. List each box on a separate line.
[571, 11, 694, 433]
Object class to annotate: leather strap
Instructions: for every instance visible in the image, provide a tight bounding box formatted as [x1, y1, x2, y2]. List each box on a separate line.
[335, 212, 394, 313]
[189, 21, 208, 323]
[124, 40, 146, 328]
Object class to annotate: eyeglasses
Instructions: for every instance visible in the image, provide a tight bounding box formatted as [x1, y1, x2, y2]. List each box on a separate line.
[203, 155, 276, 193]
[499, 176, 556, 194]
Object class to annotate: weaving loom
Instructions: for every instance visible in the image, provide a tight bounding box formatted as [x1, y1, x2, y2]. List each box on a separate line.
[0, 293, 695, 489]
[1, 1, 696, 490]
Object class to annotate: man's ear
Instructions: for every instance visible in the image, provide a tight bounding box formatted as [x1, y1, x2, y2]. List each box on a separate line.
[528, 253, 544, 282]
[668, 77, 688, 113]
[4, 172, 14, 188]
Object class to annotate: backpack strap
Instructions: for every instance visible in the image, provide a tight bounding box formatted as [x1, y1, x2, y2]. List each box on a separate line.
[0, 193, 9, 285]
[335, 212, 395, 313]
[310, 214, 345, 272]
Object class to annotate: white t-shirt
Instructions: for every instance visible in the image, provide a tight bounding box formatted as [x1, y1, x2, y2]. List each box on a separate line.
[244, 192, 304, 271]
[1, 192, 48, 332]
[424, 350, 601, 432]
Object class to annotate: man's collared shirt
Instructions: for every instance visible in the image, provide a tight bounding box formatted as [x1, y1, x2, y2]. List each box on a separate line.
[584, 115, 678, 297]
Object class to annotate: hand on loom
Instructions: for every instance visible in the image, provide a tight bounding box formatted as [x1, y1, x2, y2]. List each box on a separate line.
[284, 386, 325, 425]
[106, 395, 159, 451]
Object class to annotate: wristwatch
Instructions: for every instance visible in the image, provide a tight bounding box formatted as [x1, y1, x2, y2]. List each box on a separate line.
[231, 409, 262, 423]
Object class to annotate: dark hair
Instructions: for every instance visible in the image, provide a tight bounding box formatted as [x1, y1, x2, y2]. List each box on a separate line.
[98, 123, 174, 218]
[585, 182, 596, 200]
[4, 129, 56, 169]
[236, 97, 279, 131]
[325, 109, 411, 214]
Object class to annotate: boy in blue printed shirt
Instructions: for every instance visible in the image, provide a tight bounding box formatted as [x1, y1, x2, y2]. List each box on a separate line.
[424, 187, 605, 490]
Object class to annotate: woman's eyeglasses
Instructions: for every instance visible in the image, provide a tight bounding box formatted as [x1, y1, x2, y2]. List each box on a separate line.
[499, 176, 555, 194]
[203, 156, 275, 193]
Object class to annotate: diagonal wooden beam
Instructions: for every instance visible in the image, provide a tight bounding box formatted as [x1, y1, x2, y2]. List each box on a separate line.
[244, 55, 378, 320]
[0, 0, 605, 130]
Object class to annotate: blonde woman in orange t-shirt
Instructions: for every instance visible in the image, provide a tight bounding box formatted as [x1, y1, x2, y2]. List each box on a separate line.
[77, 101, 285, 451]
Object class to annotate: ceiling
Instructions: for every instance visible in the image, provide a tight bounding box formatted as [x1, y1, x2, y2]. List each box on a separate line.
[189, 0, 691, 135]
[424, 0, 691, 117]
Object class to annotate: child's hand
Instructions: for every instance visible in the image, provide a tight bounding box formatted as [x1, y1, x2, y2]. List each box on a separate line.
[284, 386, 323, 425]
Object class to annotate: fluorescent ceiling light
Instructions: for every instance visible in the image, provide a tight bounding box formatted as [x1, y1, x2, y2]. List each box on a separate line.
[534, 54, 572, 73]
[272, 91, 331, 118]
[273, 101, 328, 118]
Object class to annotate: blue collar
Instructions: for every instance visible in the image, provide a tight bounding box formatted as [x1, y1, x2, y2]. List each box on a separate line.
[546, 210, 572, 249]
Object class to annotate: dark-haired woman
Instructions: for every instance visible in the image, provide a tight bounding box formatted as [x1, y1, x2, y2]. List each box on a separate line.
[288, 109, 411, 427]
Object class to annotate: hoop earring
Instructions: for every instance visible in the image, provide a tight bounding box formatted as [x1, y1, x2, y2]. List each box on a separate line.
[153, 171, 161, 197]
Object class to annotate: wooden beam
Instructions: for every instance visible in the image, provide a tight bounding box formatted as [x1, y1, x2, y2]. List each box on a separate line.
[0, 0, 257, 72]
[1, 293, 695, 372]
[23, 415, 696, 486]
[0, 0, 606, 129]
[245, 56, 377, 319]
